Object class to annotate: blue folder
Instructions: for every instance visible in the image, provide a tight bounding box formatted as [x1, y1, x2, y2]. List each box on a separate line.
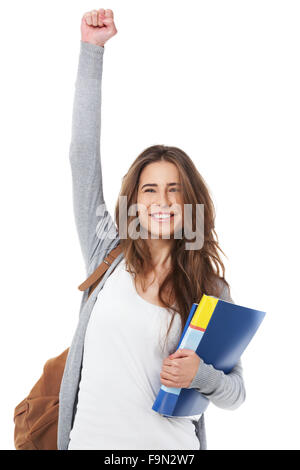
[152, 295, 266, 417]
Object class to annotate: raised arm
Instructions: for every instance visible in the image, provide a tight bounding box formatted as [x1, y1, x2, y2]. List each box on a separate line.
[69, 9, 118, 271]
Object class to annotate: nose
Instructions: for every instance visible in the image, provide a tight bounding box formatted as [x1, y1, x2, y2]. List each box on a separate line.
[155, 188, 171, 208]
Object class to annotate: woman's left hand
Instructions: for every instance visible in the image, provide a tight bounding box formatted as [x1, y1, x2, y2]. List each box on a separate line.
[160, 348, 201, 388]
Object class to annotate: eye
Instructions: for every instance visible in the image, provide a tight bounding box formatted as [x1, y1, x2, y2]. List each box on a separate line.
[143, 187, 180, 193]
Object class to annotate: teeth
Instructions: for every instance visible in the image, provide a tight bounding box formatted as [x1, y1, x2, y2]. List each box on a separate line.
[151, 214, 172, 219]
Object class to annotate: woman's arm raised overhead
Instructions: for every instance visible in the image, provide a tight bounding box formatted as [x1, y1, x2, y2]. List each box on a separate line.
[69, 9, 118, 272]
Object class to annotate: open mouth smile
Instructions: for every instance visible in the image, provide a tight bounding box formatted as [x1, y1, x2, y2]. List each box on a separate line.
[149, 212, 175, 223]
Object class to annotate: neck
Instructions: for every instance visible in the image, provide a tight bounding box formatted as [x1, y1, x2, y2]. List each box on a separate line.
[145, 238, 174, 271]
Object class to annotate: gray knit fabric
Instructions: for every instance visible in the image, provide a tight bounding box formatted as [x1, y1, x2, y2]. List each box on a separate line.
[57, 40, 246, 451]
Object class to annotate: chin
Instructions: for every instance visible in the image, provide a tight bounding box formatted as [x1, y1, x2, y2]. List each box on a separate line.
[141, 228, 176, 240]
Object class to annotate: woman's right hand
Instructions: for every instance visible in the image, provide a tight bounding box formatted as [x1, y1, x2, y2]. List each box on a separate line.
[81, 8, 117, 47]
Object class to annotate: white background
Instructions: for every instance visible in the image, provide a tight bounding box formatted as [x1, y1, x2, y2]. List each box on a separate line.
[1, 0, 299, 450]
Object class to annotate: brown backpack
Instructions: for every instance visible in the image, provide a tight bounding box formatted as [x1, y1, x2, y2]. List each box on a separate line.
[13, 245, 122, 450]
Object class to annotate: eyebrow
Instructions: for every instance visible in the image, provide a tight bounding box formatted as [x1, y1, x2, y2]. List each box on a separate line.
[140, 183, 181, 190]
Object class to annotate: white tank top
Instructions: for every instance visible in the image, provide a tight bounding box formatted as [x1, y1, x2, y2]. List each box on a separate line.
[68, 258, 200, 450]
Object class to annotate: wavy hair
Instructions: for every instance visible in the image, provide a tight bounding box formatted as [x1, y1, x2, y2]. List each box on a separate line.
[114, 145, 230, 350]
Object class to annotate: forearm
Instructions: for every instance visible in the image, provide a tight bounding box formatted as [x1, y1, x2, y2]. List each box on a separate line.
[188, 358, 246, 410]
[70, 40, 105, 148]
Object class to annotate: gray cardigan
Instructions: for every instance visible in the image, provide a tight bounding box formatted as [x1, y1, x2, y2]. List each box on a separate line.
[57, 40, 246, 451]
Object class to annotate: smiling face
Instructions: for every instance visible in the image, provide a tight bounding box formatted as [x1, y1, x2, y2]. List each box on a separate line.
[136, 160, 184, 239]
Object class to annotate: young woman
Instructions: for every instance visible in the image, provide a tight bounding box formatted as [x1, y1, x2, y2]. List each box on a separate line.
[58, 8, 246, 451]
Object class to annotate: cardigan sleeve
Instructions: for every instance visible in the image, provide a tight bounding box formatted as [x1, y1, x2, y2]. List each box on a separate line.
[187, 283, 246, 410]
[69, 41, 118, 274]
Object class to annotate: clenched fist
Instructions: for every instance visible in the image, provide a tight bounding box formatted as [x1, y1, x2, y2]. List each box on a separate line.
[81, 8, 117, 47]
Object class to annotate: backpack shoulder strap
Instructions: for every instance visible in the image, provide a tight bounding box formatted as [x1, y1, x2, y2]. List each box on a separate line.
[78, 244, 123, 297]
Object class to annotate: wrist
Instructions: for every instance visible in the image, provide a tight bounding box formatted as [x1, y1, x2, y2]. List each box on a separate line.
[81, 39, 105, 48]
[80, 40, 105, 59]
[187, 358, 224, 393]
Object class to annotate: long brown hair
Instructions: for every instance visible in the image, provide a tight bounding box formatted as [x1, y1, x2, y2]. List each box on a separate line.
[114, 145, 230, 349]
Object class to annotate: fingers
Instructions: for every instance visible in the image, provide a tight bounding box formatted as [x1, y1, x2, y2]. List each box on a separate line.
[105, 9, 114, 19]
[98, 8, 105, 26]
[91, 10, 98, 26]
[161, 364, 174, 373]
[161, 362, 179, 378]
[84, 12, 92, 26]
[160, 370, 181, 388]
[171, 348, 194, 358]
[163, 358, 175, 367]
[83, 8, 114, 27]
[160, 370, 178, 382]
[83, 11, 99, 26]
